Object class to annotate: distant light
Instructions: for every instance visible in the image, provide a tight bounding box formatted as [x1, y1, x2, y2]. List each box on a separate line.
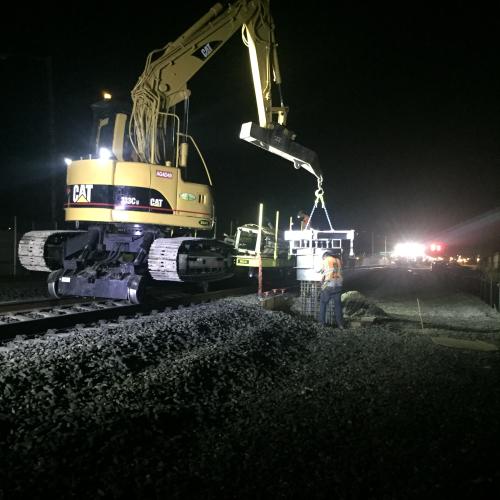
[103, 91, 112, 100]
[64, 157, 72, 166]
[99, 147, 112, 160]
[428, 241, 444, 253]
[392, 242, 426, 259]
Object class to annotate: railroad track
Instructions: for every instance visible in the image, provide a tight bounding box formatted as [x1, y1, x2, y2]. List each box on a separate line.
[0, 296, 95, 314]
[0, 286, 257, 343]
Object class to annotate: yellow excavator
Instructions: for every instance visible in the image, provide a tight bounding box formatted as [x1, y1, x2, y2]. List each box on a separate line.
[18, 0, 322, 303]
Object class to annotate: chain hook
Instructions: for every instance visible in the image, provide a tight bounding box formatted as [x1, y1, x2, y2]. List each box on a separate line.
[305, 175, 334, 231]
[314, 176, 324, 201]
[315, 177, 325, 207]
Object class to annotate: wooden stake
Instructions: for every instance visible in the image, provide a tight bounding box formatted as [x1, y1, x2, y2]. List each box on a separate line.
[417, 298, 424, 332]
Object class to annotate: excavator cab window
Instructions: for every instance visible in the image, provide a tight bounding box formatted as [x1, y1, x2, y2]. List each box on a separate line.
[95, 116, 113, 152]
[90, 99, 134, 161]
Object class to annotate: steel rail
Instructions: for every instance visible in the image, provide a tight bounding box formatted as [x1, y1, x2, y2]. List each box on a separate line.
[0, 297, 95, 314]
[0, 286, 258, 343]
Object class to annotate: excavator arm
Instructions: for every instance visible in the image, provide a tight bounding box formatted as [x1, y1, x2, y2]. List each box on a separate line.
[130, 0, 322, 182]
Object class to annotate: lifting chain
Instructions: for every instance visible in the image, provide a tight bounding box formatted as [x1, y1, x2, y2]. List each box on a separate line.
[305, 177, 334, 231]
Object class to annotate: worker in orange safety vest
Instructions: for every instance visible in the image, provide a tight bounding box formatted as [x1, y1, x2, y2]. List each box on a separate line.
[318, 249, 344, 329]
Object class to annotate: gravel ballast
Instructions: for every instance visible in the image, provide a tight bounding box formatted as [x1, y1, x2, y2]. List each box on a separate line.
[0, 287, 499, 499]
[0, 278, 48, 303]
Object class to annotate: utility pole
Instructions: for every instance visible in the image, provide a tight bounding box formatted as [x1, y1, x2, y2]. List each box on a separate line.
[45, 56, 57, 226]
[371, 231, 375, 255]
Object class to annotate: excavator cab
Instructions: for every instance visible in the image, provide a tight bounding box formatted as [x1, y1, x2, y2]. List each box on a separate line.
[17, 94, 232, 303]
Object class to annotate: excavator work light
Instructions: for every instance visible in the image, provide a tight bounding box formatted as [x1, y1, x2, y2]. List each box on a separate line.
[99, 147, 112, 160]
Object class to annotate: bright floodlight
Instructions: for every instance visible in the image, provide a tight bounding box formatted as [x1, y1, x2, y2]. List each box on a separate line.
[392, 242, 426, 259]
[64, 157, 72, 166]
[103, 91, 112, 100]
[99, 147, 112, 160]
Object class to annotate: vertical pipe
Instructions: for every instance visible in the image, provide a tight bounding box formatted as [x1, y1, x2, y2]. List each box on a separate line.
[181, 98, 190, 178]
[255, 203, 263, 255]
[258, 254, 263, 297]
[13, 215, 17, 276]
[273, 211, 279, 261]
[256, 203, 263, 296]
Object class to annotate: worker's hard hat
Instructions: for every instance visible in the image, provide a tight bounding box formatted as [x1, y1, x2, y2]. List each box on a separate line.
[323, 249, 341, 258]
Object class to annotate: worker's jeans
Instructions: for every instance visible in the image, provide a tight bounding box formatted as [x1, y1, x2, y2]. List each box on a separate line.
[319, 285, 343, 327]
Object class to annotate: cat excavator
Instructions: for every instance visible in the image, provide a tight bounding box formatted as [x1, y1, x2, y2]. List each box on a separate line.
[18, 0, 322, 303]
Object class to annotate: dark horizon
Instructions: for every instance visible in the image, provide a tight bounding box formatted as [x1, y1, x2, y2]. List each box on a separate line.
[0, 1, 499, 244]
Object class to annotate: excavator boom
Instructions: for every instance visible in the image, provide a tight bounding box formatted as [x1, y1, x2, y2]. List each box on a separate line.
[130, 0, 321, 181]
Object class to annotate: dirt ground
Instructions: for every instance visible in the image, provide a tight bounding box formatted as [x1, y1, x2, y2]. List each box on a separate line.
[344, 266, 500, 334]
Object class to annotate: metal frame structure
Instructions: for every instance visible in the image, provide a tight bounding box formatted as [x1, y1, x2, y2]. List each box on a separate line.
[284, 228, 355, 281]
[235, 203, 293, 270]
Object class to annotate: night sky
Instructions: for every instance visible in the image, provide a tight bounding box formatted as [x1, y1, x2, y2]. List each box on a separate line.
[1, 1, 499, 247]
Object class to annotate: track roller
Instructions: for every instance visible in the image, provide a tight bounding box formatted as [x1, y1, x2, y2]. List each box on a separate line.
[47, 269, 65, 299]
[127, 275, 145, 304]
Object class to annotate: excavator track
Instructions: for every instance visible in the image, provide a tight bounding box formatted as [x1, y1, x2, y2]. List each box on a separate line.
[148, 238, 187, 281]
[148, 237, 233, 282]
[18, 230, 83, 272]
